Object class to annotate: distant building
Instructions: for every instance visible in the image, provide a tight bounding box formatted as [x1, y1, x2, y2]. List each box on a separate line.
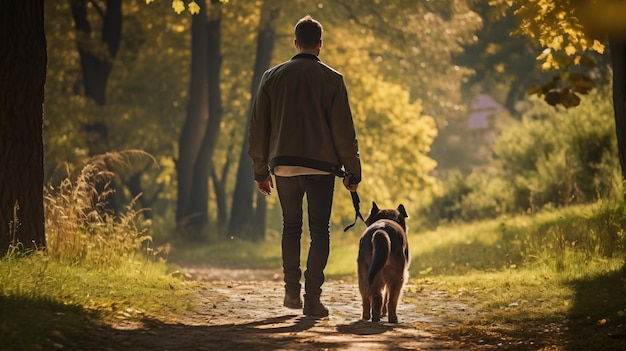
[468, 94, 502, 142]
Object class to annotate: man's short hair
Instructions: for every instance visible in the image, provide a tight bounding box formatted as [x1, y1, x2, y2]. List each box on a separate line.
[294, 15, 323, 49]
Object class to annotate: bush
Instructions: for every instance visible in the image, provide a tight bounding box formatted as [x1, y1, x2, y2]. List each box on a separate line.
[493, 90, 619, 211]
[427, 87, 620, 223]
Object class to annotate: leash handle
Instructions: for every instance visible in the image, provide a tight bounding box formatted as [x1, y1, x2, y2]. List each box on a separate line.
[343, 190, 365, 232]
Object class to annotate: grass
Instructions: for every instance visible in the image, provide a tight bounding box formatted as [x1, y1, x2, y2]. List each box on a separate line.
[0, 252, 195, 351]
[406, 204, 626, 350]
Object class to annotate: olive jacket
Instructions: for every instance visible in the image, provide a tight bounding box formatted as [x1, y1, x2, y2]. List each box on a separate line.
[248, 53, 361, 184]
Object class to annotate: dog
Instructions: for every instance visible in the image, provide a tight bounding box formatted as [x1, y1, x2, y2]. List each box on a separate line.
[357, 202, 410, 323]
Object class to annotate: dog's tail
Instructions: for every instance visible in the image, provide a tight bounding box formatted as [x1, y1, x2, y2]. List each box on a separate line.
[368, 229, 391, 286]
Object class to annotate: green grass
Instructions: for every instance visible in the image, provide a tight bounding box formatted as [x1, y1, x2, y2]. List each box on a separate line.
[0, 252, 196, 351]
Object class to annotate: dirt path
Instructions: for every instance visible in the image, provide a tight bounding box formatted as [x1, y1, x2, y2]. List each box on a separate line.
[95, 267, 482, 351]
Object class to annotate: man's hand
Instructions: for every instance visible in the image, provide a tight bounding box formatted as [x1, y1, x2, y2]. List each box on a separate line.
[256, 177, 274, 196]
[343, 174, 358, 192]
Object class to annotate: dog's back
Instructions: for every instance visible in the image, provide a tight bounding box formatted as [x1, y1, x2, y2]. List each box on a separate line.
[358, 202, 410, 323]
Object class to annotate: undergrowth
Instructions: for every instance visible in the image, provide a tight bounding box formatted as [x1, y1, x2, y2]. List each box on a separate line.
[0, 155, 194, 351]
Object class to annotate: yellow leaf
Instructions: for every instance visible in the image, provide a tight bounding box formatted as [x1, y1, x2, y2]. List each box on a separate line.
[564, 44, 576, 56]
[145, 0, 154, 4]
[188, 1, 200, 15]
[591, 40, 605, 54]
[172, 0, 185, 14]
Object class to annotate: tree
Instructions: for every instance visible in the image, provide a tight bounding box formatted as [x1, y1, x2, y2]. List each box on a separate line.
[176, 0, 210, 237]
[0, 0, 47, 253]
[45, 1, 191, 221]
[229, 1, 281, 240]
[187, 0, 225, 235]
[328, 0, 481, 124]
[69, 0, 122, 106]
[493, 0, 626, 180]
[454, 3, 549, 113]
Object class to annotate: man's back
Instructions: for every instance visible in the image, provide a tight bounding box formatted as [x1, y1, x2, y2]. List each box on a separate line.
[251, 53, 357, 175]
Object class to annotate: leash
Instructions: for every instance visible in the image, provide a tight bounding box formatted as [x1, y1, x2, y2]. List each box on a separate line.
[343, 190, 365, 232]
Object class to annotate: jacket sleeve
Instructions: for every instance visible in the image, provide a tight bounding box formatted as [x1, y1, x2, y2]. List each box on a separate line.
[328, 77, 361, 184]
[248, 72, 272, 181]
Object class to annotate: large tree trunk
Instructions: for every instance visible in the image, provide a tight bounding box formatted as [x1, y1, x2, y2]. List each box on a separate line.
[69, 0, 122, 106]
[609, 37, 626, 183]
[0, 0, 47, 253]
[176, 1, 209, 231]
[187, 0, 224, 237]
[228, 2, 280, 239]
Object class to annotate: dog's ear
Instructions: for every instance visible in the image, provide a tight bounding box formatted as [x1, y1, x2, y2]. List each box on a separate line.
[397, 204, 409, 218]
[371, 202, 379, 213]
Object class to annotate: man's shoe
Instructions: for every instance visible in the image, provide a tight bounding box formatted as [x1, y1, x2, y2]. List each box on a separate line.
[303, 299, 329, 317]
[283, 294, 303, 309]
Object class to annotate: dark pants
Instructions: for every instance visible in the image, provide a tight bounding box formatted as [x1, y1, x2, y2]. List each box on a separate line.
[275, 174, 335, 299]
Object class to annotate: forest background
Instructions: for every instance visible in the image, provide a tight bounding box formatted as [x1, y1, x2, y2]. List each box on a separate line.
[3, 1, 626, 349]
[36, 0, 622, 246]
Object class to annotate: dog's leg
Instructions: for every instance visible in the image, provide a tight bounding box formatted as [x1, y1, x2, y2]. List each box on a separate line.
[359, 279, 372, 320]
[358, 264, 372, 320]
[386, 275, 405, 323]
[371, 287, 384, 322]
[381, 285, 388, 318]
[361, 295, 371, 321]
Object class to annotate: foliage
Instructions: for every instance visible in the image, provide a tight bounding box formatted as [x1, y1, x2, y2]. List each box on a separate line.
[43, 0, 485, 238]
[489, 0, 617, 108]
[455, 2, 553, 113]
[44, 0, 190, 223]
[427, 169, 515, 224]
[492, 88, 619, 211]
[321, 0, 482, 123]
[146, 0, 200, 15]
[426, 87, 619, 222]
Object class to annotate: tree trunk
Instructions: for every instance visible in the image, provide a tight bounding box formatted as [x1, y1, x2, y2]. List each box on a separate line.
[187, 0, 225, 237]
[0, 0, 47, 253]
[228, 2, 280, 239]
[212, 132, 236, 228]
[176, 1, 209, 231]
[211, 162, 228, 227]
[69, 0, 122, 105]
[609, 37, 626, 184]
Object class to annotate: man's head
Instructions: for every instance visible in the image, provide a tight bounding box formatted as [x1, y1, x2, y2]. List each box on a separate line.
[294, 15, 323, 52]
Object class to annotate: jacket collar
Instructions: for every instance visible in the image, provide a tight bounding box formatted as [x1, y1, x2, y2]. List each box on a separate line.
[291, 53, 320, 61]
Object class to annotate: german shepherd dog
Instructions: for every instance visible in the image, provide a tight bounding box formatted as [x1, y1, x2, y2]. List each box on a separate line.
[357, 202, 410, 323]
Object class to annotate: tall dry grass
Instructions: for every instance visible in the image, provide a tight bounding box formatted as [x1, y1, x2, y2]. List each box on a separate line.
[44, 151, 155, 266]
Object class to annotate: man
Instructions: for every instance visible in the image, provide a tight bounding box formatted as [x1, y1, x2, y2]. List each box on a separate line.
[248, 15, 361, 317]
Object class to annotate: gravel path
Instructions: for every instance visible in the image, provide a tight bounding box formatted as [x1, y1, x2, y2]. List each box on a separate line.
[107, 267, 473, 350]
